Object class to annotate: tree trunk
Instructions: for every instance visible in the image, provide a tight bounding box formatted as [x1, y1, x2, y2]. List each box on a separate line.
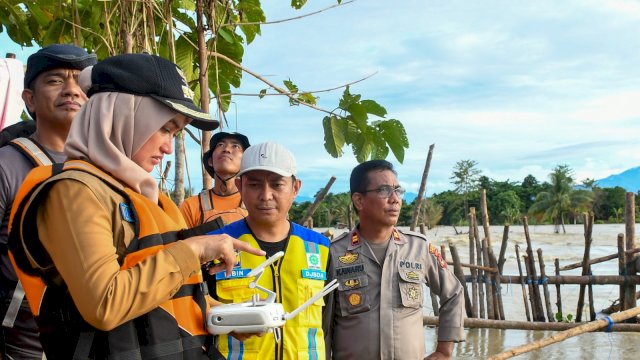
[196, 0, 212, 190]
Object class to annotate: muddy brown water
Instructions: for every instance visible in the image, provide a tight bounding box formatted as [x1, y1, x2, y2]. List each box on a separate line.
[320, 224, 640, 359]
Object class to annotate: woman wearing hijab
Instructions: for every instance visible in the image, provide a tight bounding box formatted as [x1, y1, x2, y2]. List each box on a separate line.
[7, 54, 264, 359]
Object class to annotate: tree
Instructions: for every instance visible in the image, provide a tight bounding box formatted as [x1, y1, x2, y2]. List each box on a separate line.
[493, 190, 522, 225]
[1, 0, 408, 203]
[528, 165, 593, 233]
[450, 159, 481, 219]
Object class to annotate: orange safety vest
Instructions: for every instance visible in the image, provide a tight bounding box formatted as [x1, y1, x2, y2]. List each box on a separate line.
[197, 189, 247, 226]
[7, 160, 223, 360]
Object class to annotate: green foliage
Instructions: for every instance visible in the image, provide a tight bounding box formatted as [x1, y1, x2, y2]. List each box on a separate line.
[528, 165, 594, 233]
[323, 86, 408, 163]
[555, 312, 574, 323]
[4, 1, 403, 163]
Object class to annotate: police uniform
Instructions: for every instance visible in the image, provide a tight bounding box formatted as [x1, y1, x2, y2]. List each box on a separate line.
[323, 227, 465, 360]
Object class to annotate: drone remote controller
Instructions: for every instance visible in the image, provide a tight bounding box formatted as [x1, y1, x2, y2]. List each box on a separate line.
[206, 251, 338, 335]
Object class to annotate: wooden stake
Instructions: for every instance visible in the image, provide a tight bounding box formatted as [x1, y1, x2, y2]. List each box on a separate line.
[472, 208, 486, 318]
[523, 217, 545, 321]
[468, 210, 478, 318]
[618, 233, 627, 312]
[482, 239, 495, 320]
[498, 225, 509, 273]
[554, 258, 563, 320]
[480, 189, 492, 247]
[423, 314, 640, 332]
[489, 250, 504, 320]
[450, 244, 473, 318]
[624, 192, 637, 312]
[299, 176, 336, 226]
[559, 247, 640, 271]
[410, 144, 435, 231]
[488, 306, 640, 360]
[523, 255, 542, 321]
[576, 212, 594, 322]
[537, 249, 554, 322]
[515, 245, 532, 322]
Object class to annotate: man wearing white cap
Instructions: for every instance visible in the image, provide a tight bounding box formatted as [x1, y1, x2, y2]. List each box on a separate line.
[208, 142, 330, 360]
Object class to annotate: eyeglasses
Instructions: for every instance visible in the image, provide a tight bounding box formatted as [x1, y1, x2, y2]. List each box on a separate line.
[360, 185, 406, 199]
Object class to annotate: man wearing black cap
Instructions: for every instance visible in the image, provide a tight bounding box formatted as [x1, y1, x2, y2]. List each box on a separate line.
[180, 132, 250, 228]
[0, 44, 96, 359]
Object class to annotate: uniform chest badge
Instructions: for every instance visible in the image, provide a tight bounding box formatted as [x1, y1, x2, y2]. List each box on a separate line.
[407, 286, 420, 301]
[406, 271, 420, 281]
[343, 278, 360, 288]
[306, 252, 321, 270]
[338, 252, 359, 264]
[348, 292, 362, 306]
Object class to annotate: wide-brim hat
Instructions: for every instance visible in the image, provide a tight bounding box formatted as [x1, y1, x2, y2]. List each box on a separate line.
[24, 44, 97, 88]
[87, 53, 219, 131]
[202, 132, 250, 177]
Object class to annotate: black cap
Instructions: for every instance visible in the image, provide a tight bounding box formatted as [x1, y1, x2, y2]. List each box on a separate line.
[202, 132, 250, 177]
[87, 53, 219, 131]
[24, 44, 97, 88]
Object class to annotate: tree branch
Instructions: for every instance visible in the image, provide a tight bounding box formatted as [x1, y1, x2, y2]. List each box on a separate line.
[222, 0, 355, 27]
[208, 50, 342, 117]
[221, 71, 376, 97]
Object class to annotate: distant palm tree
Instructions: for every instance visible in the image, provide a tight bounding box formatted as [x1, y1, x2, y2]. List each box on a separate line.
[529, 165, 594, 233]
[419, 199, 444, 229]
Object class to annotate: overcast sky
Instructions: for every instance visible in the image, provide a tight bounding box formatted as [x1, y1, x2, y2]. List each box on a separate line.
[3, 0, 639, 198]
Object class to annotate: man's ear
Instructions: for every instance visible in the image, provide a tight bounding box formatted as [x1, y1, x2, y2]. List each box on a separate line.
[292, 178, 301, 196]
[22, 89, 35, 113]
[352, 193, 363, 212]
[235, 177, 242, 193]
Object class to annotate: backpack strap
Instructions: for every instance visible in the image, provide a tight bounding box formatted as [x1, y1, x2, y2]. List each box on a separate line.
[198, 189, 215, 225]
[8, 137, 55, 167]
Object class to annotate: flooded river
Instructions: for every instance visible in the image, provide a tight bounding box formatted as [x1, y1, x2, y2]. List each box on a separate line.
[323, 224, 640, 359]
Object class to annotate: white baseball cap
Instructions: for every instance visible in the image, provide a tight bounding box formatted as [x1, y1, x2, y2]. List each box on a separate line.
[237, 142, 297, 177]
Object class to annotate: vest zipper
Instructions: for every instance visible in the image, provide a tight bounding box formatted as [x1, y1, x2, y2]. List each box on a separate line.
[271, 258, 283, 360]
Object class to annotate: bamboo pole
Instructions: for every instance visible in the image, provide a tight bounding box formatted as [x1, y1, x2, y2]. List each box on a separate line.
[523, 216, 545, 321]
[482, 239, 495, 320]
[422, 314, 640, 332]
[489, 250, 504, 320]
[554, 258, 562, 321]
[618, 233, 627, 312]
[410, 144, 435, 231]
[523, 255, 541, 321]
[537, 249, 554, 322]
[624, 192, 637, 312]
[515, 245, 532, 322]
[468, 211, 478, 318]
[488, 306, 640, 360]
[559, 247, 640, 271]
[462, 274, 640, 285]
[576, 212, 594, 322]
[299, 176, 336, 226]
[522, 216, 544, 321]
[472, 208, 486, 318]
[480, 189, 492, 247]
[450, 244, 473, 318]
[498, 225, 509, 273]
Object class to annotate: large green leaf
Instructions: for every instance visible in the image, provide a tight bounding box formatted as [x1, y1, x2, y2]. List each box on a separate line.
[376, 119, 408, 163]
[361, 99, 387, 117]
[323, 115, 347, 158]
[237, 0, 265, 44]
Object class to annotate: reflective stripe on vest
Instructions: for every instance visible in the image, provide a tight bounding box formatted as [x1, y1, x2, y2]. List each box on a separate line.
[3, 137, 53, 329]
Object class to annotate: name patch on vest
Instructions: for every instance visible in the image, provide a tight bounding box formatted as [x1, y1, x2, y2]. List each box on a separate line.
[215, 268, 251, 280]
[301, 269, 326, 280]
[119, 203, 134, 223]
[399, 260, 423, 270]
[336, 264, 365, 276]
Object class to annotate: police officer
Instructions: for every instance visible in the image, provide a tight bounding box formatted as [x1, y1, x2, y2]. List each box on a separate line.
[323, 160, 465, 360]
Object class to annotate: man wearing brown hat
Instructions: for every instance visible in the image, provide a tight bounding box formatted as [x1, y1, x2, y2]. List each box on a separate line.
[180, 132, 250, 228]
[0, 44, 97, 359]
